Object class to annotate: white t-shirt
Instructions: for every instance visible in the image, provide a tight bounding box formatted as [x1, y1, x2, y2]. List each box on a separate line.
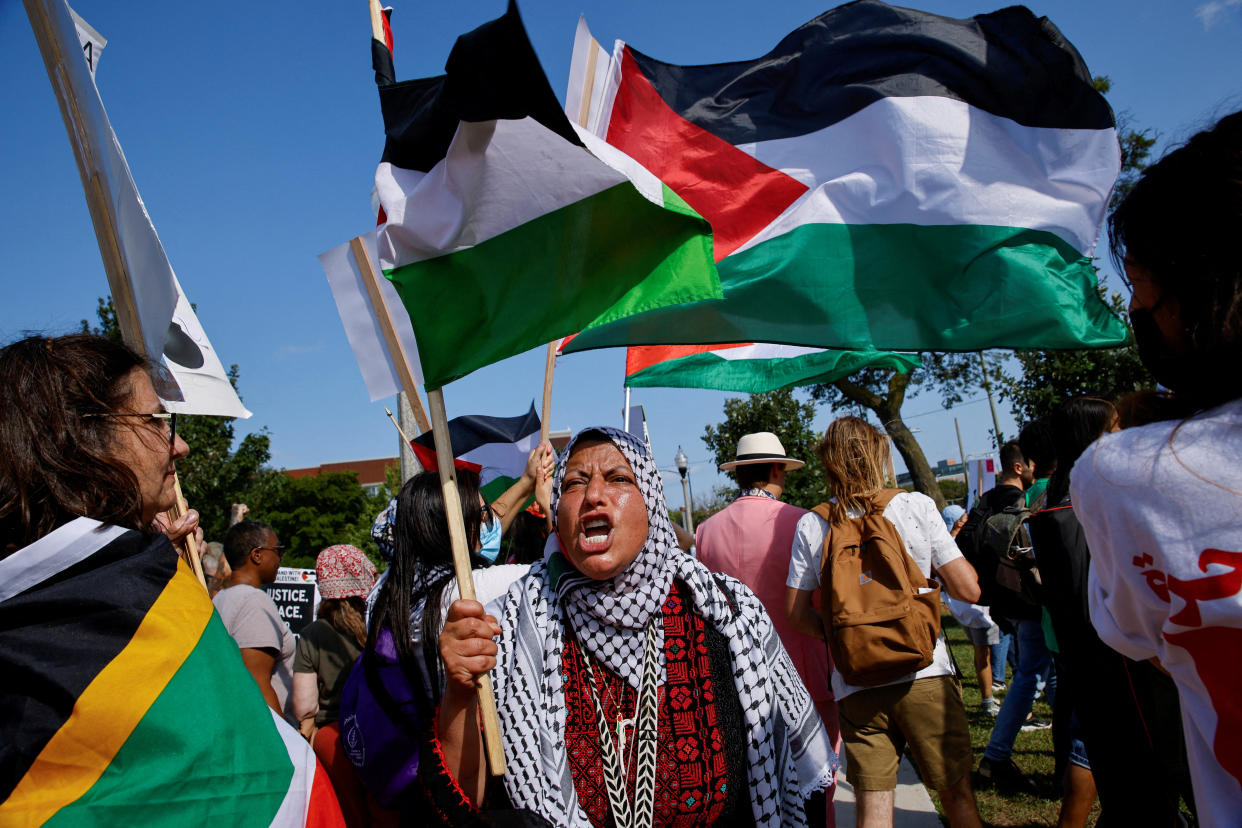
[1073, 398, 1242, 827]
[786, 491, 964, 700]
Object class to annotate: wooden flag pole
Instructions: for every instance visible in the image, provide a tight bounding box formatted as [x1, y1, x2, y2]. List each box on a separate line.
[354, 237, 506, 775]
[384, 406, 415, 445]
[168, 476, 206, 587]
[427, 389, 508, 776]
[541, 342, 557, 444]
[349, 237, 431, 434]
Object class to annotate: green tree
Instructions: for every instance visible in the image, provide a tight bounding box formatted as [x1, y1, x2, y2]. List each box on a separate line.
[999, 293, 1154, 423]
[808, 353, 982, 512]
[82, 296, 272, 540]
[243, 471, 391, 569]
[701, 389, 828, 510]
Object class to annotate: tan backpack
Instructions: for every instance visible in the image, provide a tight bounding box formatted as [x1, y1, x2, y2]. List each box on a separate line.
[813, 490, 941, 687]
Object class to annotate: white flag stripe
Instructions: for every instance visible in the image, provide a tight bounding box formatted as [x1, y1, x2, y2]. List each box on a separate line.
[320, 230, 424, 401]
[458, 430, 541, 484]
[376, 117, 628, 271]
[735, 96, 1119, 257]
[0, 518, 128, 605]
[711, 344, 828, 361]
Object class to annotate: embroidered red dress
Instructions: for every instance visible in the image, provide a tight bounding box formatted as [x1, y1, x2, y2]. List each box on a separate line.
[561, 581, 746, 827]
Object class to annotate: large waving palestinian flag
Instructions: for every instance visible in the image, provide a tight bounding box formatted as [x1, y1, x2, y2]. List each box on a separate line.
[0, 519, 343, 827]
[624, 343, 920, 393]
[409, 405, 541, 503]
[561, 0, 1128, 356]
[373, 1, 720, 390]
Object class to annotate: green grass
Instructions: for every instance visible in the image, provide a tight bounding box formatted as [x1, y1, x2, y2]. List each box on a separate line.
[920, 614, 1100, 827]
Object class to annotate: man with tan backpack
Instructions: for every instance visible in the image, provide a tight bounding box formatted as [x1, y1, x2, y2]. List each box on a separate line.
[786, 417, 983, 828]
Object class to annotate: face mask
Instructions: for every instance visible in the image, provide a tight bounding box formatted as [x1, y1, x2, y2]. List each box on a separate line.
[478, 517, 503, 563]
[1130, 307, 1195, 395]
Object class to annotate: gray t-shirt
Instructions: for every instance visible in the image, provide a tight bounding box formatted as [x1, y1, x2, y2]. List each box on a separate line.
[214, 584, 296, 719]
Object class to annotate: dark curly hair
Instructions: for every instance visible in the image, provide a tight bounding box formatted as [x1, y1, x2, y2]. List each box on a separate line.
[1109, 109, 1242, 410]
[0, 334, 148, 555]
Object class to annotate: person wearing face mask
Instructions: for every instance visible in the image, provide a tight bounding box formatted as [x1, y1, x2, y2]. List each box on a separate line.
[1071, 109, 1242, 827]
[365, 443, 553, 714]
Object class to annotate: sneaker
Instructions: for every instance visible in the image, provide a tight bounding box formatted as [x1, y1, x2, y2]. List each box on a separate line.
[991, 680, 1007, 694]
[1020, 716, 1052, 732]
[982, 697, 1001, 717]
[976, 757, 1038, 794]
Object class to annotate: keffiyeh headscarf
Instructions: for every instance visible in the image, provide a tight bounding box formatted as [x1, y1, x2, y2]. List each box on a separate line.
[488, 426, 836, 827]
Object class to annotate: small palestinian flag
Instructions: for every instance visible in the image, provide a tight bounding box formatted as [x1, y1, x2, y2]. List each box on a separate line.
[624, 344, 920, 393]
[410, 405, 541, 502]
[372, 1, 720, 390]
[0, 518, 343, 827]
[562, 0, 1128, 356]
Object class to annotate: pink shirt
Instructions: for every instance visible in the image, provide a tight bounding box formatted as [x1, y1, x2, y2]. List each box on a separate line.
[695, 495, 832, 701]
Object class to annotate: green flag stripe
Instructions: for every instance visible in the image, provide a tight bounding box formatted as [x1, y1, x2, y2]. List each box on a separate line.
[626, 349, 919, 393]
[567, 222, 1128, 354]
[47, 616, 291, 827]
[386, 181, 720, 389]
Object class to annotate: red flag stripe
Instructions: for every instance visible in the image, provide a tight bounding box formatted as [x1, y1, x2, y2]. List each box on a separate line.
[625, 343, 753, 375]
[605, 48, 808, 261]
[409, 441, 483, 475]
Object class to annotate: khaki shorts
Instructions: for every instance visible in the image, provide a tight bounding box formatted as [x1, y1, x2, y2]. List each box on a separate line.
[838, 674, 973, 791]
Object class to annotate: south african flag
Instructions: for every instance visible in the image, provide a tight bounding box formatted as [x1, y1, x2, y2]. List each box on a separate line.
[0, 518, 343, 826]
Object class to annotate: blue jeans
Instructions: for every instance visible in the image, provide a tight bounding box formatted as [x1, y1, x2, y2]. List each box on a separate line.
[989, 632, 1011, 686]
[984, 617, 1051, 762]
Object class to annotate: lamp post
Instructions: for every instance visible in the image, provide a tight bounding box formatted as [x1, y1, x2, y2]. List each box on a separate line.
[675, 447, 693, 533]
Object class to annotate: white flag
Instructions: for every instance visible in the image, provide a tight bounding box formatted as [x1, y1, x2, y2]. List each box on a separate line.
[69, 5, 105, 79]
[28, 0, 249, 417]
[319, 230, 424, 401]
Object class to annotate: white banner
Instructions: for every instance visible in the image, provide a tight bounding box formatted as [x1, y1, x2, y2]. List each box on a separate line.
[29, 0, 249, 417]
[319, 230, 424, 401]
[69, 5, 105, 79]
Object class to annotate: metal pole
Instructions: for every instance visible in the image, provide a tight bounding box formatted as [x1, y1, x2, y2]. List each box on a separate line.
[977, 351, 1004, 448]
[679, 473, 694, 534]
[397, 391, 422, 483]
[954, 417, 971, 507]
[623, 386, 631, 432]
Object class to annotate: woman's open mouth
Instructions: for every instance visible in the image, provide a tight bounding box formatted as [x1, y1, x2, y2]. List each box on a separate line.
[579, 516, 613, 550]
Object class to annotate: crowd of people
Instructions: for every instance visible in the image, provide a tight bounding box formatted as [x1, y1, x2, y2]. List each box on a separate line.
[1, 110, 1240, 826]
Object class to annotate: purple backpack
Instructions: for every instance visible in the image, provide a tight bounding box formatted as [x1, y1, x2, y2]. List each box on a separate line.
[339, 627, 424, 808]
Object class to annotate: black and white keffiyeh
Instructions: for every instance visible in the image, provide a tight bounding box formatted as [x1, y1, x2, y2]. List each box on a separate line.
[485, 426, 836, 827]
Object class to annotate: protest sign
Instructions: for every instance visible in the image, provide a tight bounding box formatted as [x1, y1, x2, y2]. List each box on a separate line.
[263, 568, 320, 635]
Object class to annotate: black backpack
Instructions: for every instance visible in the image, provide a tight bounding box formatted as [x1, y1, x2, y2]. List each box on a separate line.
[978, 502, 1043, 608]
[956, 487, 1041, 614]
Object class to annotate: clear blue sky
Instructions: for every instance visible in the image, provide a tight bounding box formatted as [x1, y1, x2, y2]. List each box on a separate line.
[2, 0, 1240, 515]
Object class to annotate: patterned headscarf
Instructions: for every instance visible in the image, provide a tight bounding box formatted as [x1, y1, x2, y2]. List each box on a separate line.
[491, 426, 836, 827]
[316, 544, 378, 600]
[550, 426, 681, 682]
[370, 498, 398, 562]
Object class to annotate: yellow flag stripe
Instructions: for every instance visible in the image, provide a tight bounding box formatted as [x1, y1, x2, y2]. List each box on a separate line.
[0, 562, 211, 826]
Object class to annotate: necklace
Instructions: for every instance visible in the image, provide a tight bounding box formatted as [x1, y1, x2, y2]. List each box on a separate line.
[577, 612, 661, 828]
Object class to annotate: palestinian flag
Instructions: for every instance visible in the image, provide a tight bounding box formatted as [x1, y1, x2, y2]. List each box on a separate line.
[625, 343, 920, 393]
[372, 1, 720, 390]
[561, 0, 1128, 357]
[0, 518, 344, 827]
[410, 405, 541, 502]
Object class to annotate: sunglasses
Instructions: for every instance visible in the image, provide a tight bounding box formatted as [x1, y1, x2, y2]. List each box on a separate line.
[250, 545, 285, 560]
[83, 411, 178, 450]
